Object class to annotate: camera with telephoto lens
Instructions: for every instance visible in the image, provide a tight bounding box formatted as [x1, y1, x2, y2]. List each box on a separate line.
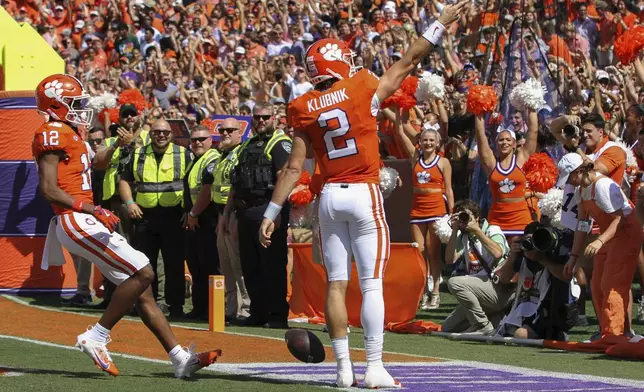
[458, 211, 471, 223]
[519, 223, 572, 263]
[563, 124, 580, 139]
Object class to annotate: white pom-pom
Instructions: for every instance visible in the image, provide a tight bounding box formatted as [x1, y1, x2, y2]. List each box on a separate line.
[509, 78, 546, 111]
[415, 72, 445, 102]
[433, 215, 453, 244]
[87, 93, 118, 113]
[379, 167, 400, 199]
[538, 188, 564, 228]
[615, 139, 638, 170]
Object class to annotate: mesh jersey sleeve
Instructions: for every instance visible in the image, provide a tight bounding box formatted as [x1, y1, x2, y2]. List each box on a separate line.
[32, 123, 70, 159]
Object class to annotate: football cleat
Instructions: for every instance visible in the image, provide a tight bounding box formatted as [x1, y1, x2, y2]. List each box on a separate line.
[76, 328, 119, 376]
[363, 366, 402, 389]
[336, 361, 357, 388]
[172, 345, 222, 379]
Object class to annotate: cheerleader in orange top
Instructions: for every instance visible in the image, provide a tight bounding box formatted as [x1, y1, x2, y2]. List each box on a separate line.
[473, 108, 539, 238]
[395, 109, 454, 310]
[559, 154, 642, 337]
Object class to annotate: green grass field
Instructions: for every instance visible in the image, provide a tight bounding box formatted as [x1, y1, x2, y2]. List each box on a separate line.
[1, 285, 643, 391]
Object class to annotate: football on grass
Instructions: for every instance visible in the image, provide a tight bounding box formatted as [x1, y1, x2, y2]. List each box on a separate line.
[285, 328, 326, 363]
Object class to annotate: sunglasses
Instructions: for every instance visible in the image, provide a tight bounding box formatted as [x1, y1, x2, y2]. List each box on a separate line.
[190, 136, 210, 142]
[151, 130, 171, 136]
[89, 138, 104, 145]
[219, 127, 240, 134]
[253, 114, 272, 121]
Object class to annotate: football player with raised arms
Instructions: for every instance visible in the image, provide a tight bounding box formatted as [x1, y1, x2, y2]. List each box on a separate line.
[32, 74, 221, 378]
[258, 2, 467, 388]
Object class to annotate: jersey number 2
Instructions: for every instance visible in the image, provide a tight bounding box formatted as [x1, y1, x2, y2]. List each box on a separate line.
[318, 109, 358, 160]
[80, 153, 92, 191]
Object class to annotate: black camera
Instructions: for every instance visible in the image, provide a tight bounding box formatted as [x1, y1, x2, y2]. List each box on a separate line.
[458, 211, 470, 222]
[520, 223, 573, 263]
[563, 124, 580, 139]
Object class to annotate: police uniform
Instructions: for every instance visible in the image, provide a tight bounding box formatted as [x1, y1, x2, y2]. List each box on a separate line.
[183, 147, 221, 317]
[213, 144, 251, 320]
[120, 142, 191, 317]
[231, 130, 292, 327]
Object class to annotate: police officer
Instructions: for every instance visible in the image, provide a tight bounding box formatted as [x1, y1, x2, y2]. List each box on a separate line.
[119, 119, 191, 319]
[183, 125, 221, 320]
[226, 102, 292, 328]
[214, 118, 250, 322]
[92, 104, 150, 308]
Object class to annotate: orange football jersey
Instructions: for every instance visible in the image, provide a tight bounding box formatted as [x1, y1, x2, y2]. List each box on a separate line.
[32, 121, 94, 215]
[288, 69, 381, 185]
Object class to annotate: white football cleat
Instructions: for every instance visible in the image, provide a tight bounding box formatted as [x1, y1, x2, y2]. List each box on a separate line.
[336, 361, 357, 388]
[76, 327, 119, 376]
[172, 345, 222, 379]
[363, 366, 402, 389]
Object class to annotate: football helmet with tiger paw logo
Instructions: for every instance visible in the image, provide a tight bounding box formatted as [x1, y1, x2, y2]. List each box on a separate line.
[304, 39, 361, 85]
[36, 74, 93, 127]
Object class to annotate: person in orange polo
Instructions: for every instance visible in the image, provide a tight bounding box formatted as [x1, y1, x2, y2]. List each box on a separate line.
[559, 153, 641, 337]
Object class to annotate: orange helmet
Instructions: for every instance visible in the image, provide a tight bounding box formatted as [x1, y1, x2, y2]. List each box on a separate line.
[304, 39, 361, 86]
[35, 74, 93, 126]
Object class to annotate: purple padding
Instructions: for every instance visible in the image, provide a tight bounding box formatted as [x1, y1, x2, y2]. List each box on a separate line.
[0, 161, 53, 237]
[0, 97, 37, 109]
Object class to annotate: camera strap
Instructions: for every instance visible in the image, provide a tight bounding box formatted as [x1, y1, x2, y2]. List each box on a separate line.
[466, 235, 496, 278]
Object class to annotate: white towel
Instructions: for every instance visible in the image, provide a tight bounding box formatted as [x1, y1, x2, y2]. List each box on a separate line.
[41, 217, 66, 270]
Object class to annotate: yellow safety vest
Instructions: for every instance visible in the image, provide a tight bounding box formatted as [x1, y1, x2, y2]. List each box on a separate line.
[132, 143, 189, 208]
[212, 144, 242, 205]
[102, 130, 150, 201]
[186, 148, 220, 205]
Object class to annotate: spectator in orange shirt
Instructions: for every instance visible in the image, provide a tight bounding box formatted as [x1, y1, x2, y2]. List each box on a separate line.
[596, 2, 617, 67]
[544, 23, 573, 67]
[615, 0, 637, 36]
[371, 9, 386, 33]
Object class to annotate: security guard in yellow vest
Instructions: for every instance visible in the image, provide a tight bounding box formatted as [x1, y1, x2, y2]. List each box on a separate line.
[225, 103, 292, 328]
[92, 104, 150, 309]
[119, 119, 191, 319]
[182, 125, 221, 320]
[213, 118, 250, 323]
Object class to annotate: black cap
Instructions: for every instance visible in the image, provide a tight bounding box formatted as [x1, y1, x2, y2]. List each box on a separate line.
[119, 104, 138, 118]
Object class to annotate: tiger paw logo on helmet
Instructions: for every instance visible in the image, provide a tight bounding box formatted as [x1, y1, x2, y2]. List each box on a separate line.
[44, 80, 64, 99]
[498, 178, 516, 194]
[416, 171, 431, 184]
[319, 43, 343, 62]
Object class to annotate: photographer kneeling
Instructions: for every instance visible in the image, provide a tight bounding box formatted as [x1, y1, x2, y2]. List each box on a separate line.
[442, 200, 513, 335]
[496, 221, 578, 340]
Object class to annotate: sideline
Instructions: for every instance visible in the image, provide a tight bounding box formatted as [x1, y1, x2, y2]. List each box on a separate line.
[2, 334, 644, 390]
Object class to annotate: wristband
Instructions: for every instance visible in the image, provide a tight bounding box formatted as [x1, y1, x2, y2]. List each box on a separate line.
[189, 211, 198, 218]
[72, 199, 84, 213]
[263, 201, 282, 221]
[596, 238, 604, 246]
[422, 21, 446, 46]
[125, 200, 134, 206]
[223, 211, 229, 218]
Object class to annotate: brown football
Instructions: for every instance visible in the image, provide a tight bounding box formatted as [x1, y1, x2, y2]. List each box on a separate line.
[284, 328, 326, 363]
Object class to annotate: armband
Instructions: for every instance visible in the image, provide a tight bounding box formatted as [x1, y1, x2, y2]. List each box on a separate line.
[263, 201, 283, 221]
[576, 219, 592, 233]
[72, 199, 84, 213]
[422, 21, 446, 46]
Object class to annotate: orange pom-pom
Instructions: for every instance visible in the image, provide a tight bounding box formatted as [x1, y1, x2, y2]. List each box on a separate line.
[118, 89, 148, 112]
[296, 171, 312, 186]
[99, 107, 120, 124]
[289, 187, 314, 206]
[522, 152, 559, 193]
[382, 76, 418, 110]
[467, 85, 498, 115]
[614, 25, 644, 64]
